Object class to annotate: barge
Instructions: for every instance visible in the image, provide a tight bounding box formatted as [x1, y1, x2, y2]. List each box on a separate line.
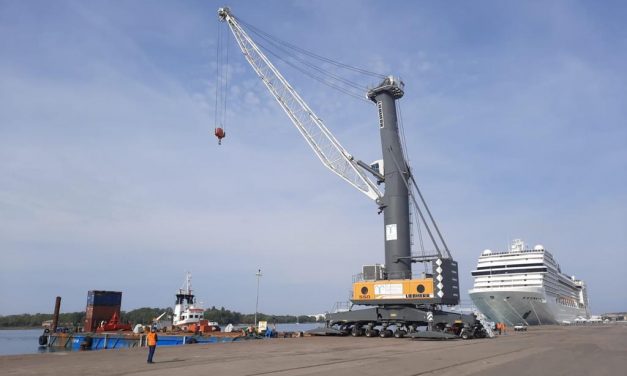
[42, 331, 243, 351]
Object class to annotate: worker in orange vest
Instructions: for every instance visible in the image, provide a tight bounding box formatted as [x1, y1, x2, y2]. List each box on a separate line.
[147, 327, 158, 364]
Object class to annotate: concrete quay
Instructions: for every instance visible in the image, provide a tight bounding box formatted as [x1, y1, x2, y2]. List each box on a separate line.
[2, 325, 626, 376]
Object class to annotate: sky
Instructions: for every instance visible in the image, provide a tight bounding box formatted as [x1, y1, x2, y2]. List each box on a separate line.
[1, 0, 626, 316]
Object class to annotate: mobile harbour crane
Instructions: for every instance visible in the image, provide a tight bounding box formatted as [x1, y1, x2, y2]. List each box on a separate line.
[216, 7, 485, 339]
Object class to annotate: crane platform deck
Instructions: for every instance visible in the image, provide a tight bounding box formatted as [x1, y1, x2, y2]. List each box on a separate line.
[2, 325, 625, 376]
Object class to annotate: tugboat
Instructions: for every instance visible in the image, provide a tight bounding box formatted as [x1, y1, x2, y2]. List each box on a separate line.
[173, 272, 219, 332]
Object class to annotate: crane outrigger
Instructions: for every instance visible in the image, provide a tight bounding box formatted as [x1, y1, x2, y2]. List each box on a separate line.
[217, 7, 483, 339]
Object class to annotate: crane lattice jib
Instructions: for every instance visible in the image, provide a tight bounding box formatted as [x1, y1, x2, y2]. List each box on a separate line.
[218, 8, 382, 201]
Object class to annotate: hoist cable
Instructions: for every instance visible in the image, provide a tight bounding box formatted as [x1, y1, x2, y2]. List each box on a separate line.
[396, 100, 426, 260]
[237, 17, 386, 79]
[243, 25, 367, 92]
[255, 39, 370, 102]
[222, 28, 230, 130]
[397, 100, 410, 161]
[214, 21, 222, 129]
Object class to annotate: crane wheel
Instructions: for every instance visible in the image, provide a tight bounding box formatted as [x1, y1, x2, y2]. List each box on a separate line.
[365, 328, 379, 337]
[351, 327, 362, 337]
[393, 329, 406, 338]
[380, 329, 393, 338]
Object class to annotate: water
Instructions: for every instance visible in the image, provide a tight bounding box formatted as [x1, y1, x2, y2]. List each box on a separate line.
[0, 324, 325, 356]
[272, 323, 323, 333]
[0, 329, 48, 356]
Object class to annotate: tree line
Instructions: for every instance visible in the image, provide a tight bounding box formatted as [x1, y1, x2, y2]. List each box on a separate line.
[0, 306, 319, 328]
[203, 306, 318, 325]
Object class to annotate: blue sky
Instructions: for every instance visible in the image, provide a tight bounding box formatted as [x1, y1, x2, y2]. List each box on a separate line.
[1, 0, 625, 316]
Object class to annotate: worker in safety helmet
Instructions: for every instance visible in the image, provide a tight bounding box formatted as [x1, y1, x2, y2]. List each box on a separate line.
[147, 326, 158, 363]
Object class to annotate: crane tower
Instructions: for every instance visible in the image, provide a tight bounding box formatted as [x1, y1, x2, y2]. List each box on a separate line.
[367, 78, 412, 281]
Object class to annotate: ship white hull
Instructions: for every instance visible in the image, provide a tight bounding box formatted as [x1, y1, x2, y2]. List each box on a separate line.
[469, 287, 588, 325]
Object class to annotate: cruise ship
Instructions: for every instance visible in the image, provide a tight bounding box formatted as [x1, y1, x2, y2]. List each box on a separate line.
[469, 239, 590, 325]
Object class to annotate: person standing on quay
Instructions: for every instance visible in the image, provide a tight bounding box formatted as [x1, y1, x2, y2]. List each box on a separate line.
[147, 327, 158, 364]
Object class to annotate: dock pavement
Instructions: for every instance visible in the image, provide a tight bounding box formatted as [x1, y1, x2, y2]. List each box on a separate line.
[2, 325, 626, 376]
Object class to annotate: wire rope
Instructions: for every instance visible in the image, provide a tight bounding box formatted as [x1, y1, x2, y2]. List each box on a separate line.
[397, 100, 425, 262]
[243, 24, 367, 91]
[222, 28, 230, 131]
[214, 20, 222, 129]
[237, 18, 386, 79]
[397, 100, 410, 161]
[255, 39, 370, 102]
[234, 15, 387, 103]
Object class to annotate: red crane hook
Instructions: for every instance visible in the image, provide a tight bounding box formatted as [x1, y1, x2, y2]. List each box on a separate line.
[214, 127, 225, 145]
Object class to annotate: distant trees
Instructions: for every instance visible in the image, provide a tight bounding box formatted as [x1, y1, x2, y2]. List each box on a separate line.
[0, 312, 85, 328]
[0, 307, 319, 328]
[120, 307, 173, 325]
[203, 306, 318, 325]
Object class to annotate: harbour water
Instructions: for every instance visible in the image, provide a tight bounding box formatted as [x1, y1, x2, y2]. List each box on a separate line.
[0, 329, 50, 356]
[0, 323, 323, 356]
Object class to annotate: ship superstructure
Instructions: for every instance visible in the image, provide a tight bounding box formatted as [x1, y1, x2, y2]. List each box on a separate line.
[172, 272, 205, 329]
[469, 239, 589, 325]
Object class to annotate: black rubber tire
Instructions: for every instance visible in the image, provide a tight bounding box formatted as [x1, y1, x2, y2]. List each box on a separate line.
[80, 336, 93, 350]
[380, 329, 393, 338]
[393, 330, 405, 339]
[38, 335, 48, 346]
[461, 331, 469, 340]
[351, 326, 362, 337]
[364, 328, 374, 337]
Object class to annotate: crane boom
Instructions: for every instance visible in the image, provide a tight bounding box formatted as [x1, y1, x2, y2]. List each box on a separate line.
[218, 8, 382, 201]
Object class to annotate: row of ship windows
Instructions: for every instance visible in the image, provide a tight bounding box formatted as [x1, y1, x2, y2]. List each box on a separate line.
[480, 284, 540, 288]
[471, 267, 548, 276]
[180, 314, 202, 320]
[513, 276, 580, 292]
[544, 284, 580, 297]
[476, 276, 543, 280]
[477, 280, 579, 298]
[477, 282, 543, 285]
[523, 297, 543, 301]
[477, 277, 543, 282]
[556, 297, 579, 308]
[545, 287, 578, 299]
[476, 262, 545, 270]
